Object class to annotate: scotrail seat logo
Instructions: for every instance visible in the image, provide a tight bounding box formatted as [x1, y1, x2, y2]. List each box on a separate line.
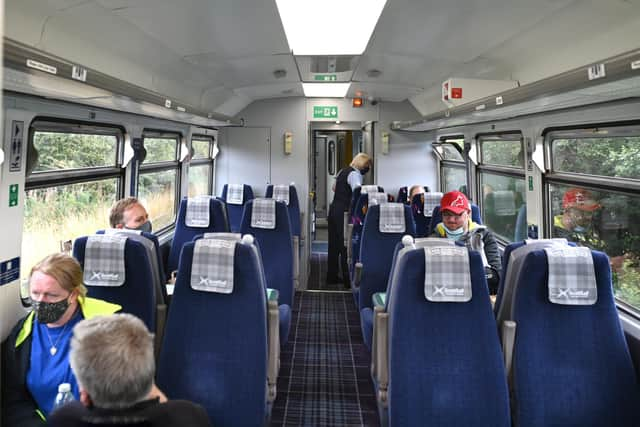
[556, 288, 590, 299]
[433, 285, 465, 297]
[90, 272, 120, 281]
[199, 276, 228, 287]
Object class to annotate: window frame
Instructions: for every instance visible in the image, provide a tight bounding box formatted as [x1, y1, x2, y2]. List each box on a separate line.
[434, 136, 467, 194]
[188, 134, 215, 196]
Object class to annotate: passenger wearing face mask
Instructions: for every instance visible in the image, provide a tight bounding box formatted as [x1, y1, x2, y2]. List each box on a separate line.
[108, 197, 152, 232]
[431, 191, 502, 294]
[1, 254, 121, 426]
[327, 152, 372, 287]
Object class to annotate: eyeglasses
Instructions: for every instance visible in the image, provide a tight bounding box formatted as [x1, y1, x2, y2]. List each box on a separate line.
[442, 211, 465, 218]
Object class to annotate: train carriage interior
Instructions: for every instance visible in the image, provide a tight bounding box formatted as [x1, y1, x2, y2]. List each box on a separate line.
[1, 0, 640, 425]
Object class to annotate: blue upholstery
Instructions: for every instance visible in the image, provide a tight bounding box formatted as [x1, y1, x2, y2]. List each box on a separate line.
[386, 249, 511, 426]
[348, 185, 384, 222]
[410, 193, 430, 238]
[168, 197, 229, 275]
[396, 187, 408, 204]
[427, 203, 482, 235]
[240, 199, 293, 346]
[73, 237, 156, 331]
[511, 249, 640, 426]
[494, 241, 527, 317]
[357, 204, 415, 350]
[349, 193, 370, 273]
[157, 242, 268, 426]
[266, 184, 301, 237]
[221, 184, 254, 232]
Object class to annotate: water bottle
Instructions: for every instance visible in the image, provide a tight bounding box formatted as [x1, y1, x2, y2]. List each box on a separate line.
[53, 382, 75, 410]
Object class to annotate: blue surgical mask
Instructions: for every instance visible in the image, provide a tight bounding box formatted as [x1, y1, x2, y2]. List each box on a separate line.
[128, 220, 152, 233]
[443, 224, 464, 241]
[360, 167, 370, 175]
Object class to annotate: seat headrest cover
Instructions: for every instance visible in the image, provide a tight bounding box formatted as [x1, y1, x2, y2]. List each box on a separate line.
[103, 228, 142, 236]
[424, 246, 472, 302]
[424, 192, 443, 216]
[379, 203, 406, 233]
[272, 184, 290, 206]
[191, 238, 237, 294]
[545, 246, 597, 305]
[251, 198, 276, 229]
[360, 185, 379, 194]
[493, 190, 516, 216]
[368, 192, 388, 206]
[203, 232, 242, 241]
[185, 196, 211, 228]
[226, 184, 244, 205]
[83, 235, 127, 287]
[413, 237, 455, 248]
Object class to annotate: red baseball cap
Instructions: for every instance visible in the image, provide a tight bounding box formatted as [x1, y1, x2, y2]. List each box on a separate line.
[562, 188, 600, 212]
[440, 191, 470, 215]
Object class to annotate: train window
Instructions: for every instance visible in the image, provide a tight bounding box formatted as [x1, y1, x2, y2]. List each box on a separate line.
[434, 138, 467, 194]
[188, 136, 214, 197]
[547, 125, 640, 311]
[23, 121, 124, 280]
[477, 133, 526, 243]
[139, 132, 181, 231]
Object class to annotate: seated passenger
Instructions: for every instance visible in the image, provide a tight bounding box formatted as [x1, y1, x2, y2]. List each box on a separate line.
[408, 185, 426, 201]
[1, 254, 121, 426]
[431, 191, 502, 294]
[109, 197, 152, 232]
[48, 313, 210, 427]
[553, 187, 601, 246]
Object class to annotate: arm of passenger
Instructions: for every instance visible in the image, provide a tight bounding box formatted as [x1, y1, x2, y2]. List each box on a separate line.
[347, 170, 362, 191]
[482, 230, 502, 275]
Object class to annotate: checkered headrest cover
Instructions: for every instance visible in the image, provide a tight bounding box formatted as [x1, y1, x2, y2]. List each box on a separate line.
[424, 192, 443, 217]
[83, 234, 127, 287]
[272, 185, 290, 206]
[191, 238, 237, 294]
[424, 246, 472, 302]
[103, 228, 141, 236]
[185, 196, 211, 228]
[493, 190, 516, 216]
[251, 198, 276, 229]
[368, 192, 388, 206]
[413, 237, 455, 248]
[203, 232, 242, 241]
[379, 203, 406, 234]
[545, 246, 597, 305]
[226, 184, 244, 205]
[360, 185, 379, 194]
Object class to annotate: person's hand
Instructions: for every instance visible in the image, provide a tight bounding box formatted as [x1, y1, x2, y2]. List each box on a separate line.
[148, 383, 168, 403]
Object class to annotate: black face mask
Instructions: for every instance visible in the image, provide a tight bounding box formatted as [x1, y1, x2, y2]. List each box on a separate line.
[32, 298, 70, 324]
[360, 167, 370, 175]
[127, 220, 152, 233]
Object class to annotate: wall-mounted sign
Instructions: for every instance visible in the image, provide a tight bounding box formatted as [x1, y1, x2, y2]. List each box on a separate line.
[313, 106, 338, 119]
[10, 121, 24, 172]
[314, 74, 337, 81]
[9, 184, 19, 207]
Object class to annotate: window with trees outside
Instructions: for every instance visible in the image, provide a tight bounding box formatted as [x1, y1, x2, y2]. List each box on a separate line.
[138, 132, 181, 231]
[433, 138, 467, 195]
[23, 121, 124, 280]
[546, 125, 640, 311]
[188, 136, 215, 197]
[477, 133, 526, 243]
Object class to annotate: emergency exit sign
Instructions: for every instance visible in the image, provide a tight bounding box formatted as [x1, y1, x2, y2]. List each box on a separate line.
[313, 106, 338, 119]
[314, 74, 337, 81]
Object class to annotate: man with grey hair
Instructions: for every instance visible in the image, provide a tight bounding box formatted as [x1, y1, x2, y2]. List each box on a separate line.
[48, 314, 210, 426]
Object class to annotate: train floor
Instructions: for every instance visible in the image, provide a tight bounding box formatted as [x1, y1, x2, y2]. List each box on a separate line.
[270, 242, 380, 426]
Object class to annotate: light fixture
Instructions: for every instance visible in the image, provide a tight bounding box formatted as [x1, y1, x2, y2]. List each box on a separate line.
[303, 83, 351, 98]
[275, 0, 387, 55]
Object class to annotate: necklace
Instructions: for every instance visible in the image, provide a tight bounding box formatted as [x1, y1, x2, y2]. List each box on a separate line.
[43, 321, 71, 356]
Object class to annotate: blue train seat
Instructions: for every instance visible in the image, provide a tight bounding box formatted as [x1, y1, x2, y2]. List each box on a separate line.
[221, 183, 254, 232]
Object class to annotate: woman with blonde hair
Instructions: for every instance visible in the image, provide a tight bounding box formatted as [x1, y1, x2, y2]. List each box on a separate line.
[327, 152, 372, 287]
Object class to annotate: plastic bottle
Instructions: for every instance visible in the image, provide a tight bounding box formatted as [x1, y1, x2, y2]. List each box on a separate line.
[53, 383, 75, 410]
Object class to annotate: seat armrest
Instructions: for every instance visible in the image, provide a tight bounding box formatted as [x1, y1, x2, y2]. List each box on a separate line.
[292, 236, 300, 289]
[154, 304, 167, 358]
[267, 299, 280, 403]
[374, 308, 389, 408]
[299, 212, 305, 242]
[501, 320, 516, 382]
[353, 262, 363, 288]
[343, 212, 350, 246]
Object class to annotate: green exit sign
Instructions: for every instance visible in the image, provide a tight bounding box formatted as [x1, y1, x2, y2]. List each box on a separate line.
[314, 74, 337, 81]
[313, 106, 338, 119]
[9, 184, 19, 207]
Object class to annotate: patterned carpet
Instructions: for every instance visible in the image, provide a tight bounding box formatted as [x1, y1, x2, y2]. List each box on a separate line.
[308, 251, 350, 292]
[270, 291, 380, 426]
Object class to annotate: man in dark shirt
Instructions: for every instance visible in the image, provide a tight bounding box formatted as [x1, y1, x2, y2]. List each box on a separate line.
[48, 314, 210, 427]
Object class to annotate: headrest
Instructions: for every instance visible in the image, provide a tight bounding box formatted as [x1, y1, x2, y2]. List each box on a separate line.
[379, 203, 406, 233]
[413, 237, 455, 248]
[251, 198, 276, 229]
[103, 228, 142, 236]
[545, 246, 597, 305]
[272, 184, 290, 206]
[185, 196, 211, 228]
[191, 238, 237, 294]
[226, 184, 244, 205]
[83, 235, 127, 287]
[360, 185, 379, 194]
[203, 232, 242, 241]
[424, 246, 472, 302]
[423, 192, 443, 216]
[493, 190, 516, 216]
[368, 192, 388, 206]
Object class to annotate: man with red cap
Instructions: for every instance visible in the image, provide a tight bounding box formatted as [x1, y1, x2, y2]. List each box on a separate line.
[553, 188, 601, 246]
[431, 190, 502, 294]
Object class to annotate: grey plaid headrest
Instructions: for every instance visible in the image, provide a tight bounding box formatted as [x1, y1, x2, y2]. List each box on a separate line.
[203, 232, 242, 241]
[424, 192, 443, 216]
[368, 192, 388, 206]
[104, 228, 141, 236]
[360, 185, 379, 194]
[251, 198, 276, 229]
[424, 246, 472, 302]
[493, 190, 516, 216]
[545, 246, 597, 305]
[191, 238, 237, 294]
[272, 185, 290, 206]
[226, 184, 244, 205]
[413, 237, 455, 248]
[379, 203, 406, 233]
[185, 196, 211, 228]
[83, 235, 127, 287]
